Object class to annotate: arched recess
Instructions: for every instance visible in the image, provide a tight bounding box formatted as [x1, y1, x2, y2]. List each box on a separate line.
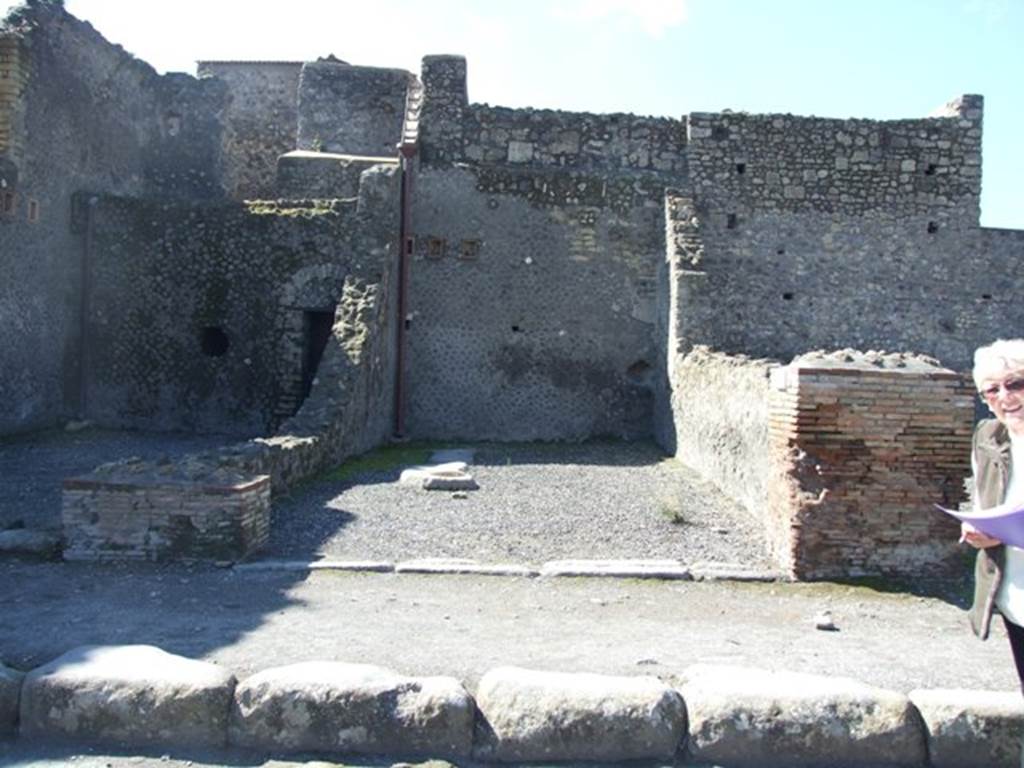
[273, 264, 349, 422]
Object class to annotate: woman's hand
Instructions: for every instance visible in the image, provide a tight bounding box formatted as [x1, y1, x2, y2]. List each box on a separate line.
[960, 521, 1002, 548]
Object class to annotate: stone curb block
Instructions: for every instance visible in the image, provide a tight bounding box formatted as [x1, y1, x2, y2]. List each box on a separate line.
[396, 558, 538, 577]
[689, 561, 784, 582]
[680, 664, 926, 767]
[473, 666, 686, 763]
[0, 662, 23, 736]
[910, 688, 1024, 768]
[540, 559, 691, 579]
[234, 559, 394, 573]
[19, 645, 236, 749]
[0, 529, 61, 558]
[230, 661, 474, 758]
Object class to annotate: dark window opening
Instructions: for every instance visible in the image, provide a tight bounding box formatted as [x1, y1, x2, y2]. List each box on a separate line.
[982, 294, 993, 300]
[511, 325, 522, 333]
[200, 326, 229, 357]
[1, 191, 14, 215]
[776, 247, 786, 255]
[736, 162, 746, 175]
[27, 198, 39, 223]
[927, 221, 939, 234]
[924, 163, 937, 176]
[782, 292, 795, 300]
[726, 213, 738, 229]
[301, 310, 335, 401]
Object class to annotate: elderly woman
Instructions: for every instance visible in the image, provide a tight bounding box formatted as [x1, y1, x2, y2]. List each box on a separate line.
[964, 338, 1024, 691]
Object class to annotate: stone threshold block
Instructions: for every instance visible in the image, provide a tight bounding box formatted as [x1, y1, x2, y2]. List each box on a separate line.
[19, 645, 236, 749]
[473, 666, 685, 763]
[0, 661, 23, 736]
[910, 688, 1024, 768]
[679, 664, 926, 767]
[541, 559, 691, 579]
[62, 469, 270, 562]
[230, 662, 474, 759]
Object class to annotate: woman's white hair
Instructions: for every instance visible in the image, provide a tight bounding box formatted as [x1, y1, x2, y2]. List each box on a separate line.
[973, 339, 1024, 389]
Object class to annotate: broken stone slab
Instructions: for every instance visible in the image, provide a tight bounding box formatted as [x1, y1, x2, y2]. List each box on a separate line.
[395, 558, 538, 577]
[0, 529, 61, 558]
[230, 662, 474, 759]
[473, 666, 685, 763]
[422, 474, 478, 491]
[399, 462, 478, 491]
[0, 662, 23, 736]
[541, 559, 691, 579]
[910, 688, 1024, 768]
[19, 645, 236, 749]
[679, 664, 926, 768]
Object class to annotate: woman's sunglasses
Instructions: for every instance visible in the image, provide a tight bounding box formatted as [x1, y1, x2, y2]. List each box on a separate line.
[980, 377, 1024, 402]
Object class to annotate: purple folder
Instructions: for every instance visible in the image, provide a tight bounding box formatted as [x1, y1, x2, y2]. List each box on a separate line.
[937, 501, 1024, 550]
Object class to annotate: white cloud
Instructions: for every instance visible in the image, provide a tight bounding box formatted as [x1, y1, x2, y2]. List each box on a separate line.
[551, 0, 688, 38]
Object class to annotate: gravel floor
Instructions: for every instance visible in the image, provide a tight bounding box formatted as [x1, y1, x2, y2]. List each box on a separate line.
[268, 441, 774, 568]
[0, 428, 245, 530]
[0, 429, 773, 569]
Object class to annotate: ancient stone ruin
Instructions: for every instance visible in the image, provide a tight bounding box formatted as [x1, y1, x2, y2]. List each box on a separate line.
[2, 0, 1017, 576]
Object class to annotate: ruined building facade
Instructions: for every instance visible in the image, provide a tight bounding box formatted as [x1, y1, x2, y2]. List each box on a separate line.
[2, 3, 1021, 575]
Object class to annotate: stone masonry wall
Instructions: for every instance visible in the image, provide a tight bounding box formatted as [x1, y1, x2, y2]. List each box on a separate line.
[665, 199, 1024, 374]
[419, 55, 687, 174]
[0, 3, 230, 435]
[410, 54, 685, 440]
[664, 347, 777, 522]
[296, 60, 410, 157]
[0, 33, 26, 166]
[81, 198, 349, 434]
[197, 61, 303, 200]
[407, 164, 666, 440]
[687, 95, 982, 226]
[61, 165, 399, 560]
[80, 164, 398, 435]
[766, 352, 973, 579]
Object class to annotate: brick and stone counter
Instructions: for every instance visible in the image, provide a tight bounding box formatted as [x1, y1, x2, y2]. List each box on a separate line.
[62, 456, 270, 562]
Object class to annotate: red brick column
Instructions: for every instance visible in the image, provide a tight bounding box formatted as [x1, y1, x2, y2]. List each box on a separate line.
[767, 353, 974, 579]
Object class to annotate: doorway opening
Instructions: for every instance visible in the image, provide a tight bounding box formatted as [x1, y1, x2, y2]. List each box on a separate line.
[301, 310, 335, 402]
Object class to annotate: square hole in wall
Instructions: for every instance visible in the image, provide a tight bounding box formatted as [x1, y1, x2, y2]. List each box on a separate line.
[425, 236, 446, 259]
[459, 239, 482, 260]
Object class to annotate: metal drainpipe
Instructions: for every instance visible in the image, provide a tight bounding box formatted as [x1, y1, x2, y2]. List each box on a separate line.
[393, 145, 416, 438]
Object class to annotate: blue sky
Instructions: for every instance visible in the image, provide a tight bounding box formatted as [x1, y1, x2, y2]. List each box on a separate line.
[4, 0, 1022, 228]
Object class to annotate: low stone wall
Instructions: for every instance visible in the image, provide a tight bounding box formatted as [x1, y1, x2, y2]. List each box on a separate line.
[1, 647, 1020, 767]
[664, 346, 777, 520]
